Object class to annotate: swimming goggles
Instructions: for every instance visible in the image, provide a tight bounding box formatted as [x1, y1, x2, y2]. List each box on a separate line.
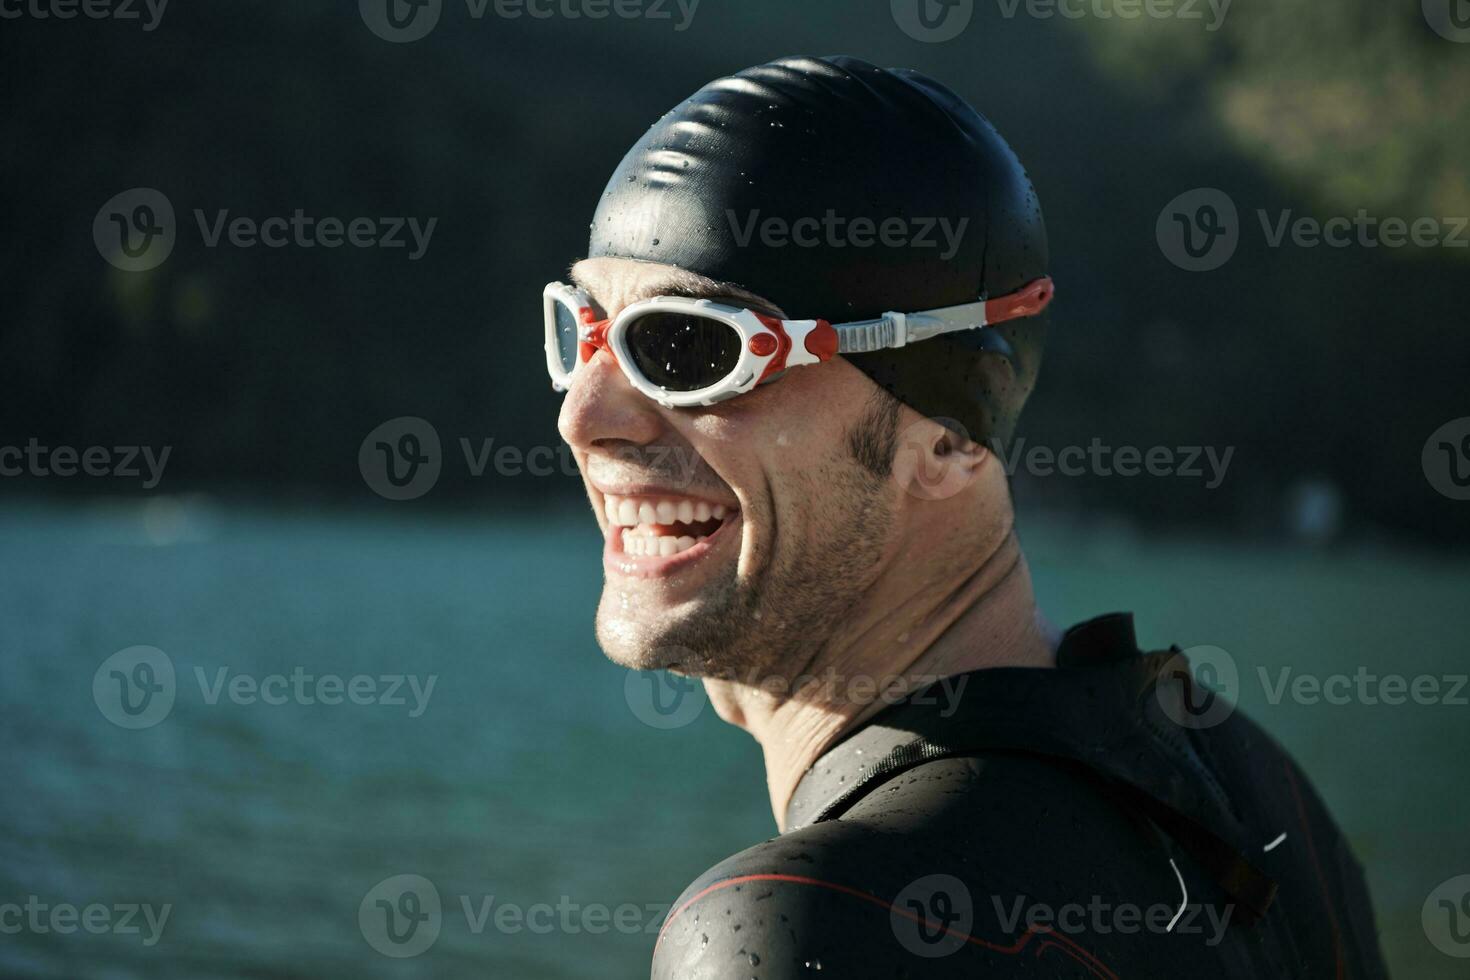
[543, 276, 1054, 408]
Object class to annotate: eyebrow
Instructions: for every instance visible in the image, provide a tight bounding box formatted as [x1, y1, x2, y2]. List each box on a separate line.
[568, 262, 786, 318]
[650, 285, 781, 313]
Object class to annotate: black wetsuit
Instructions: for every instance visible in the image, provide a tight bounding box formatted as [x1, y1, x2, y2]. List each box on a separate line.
[652, 614, 1387, 978]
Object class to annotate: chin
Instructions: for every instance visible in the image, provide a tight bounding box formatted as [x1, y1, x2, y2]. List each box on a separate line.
[596, 612, 695, 672]
[594, 597, 746, 676]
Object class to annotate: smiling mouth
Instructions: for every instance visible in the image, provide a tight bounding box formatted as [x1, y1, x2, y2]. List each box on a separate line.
[602, 493, 739, 563]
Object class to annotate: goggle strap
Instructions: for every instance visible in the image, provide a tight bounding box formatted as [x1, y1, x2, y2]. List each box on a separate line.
[833, 277, 1053, 353]
[834, 316, 900, 354]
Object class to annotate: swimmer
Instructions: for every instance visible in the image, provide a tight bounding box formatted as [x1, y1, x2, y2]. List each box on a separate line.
[547, 55, 1387, 978]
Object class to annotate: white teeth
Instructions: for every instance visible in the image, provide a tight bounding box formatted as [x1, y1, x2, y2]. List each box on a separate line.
[621, 528, 705, 558]
[603, 494, 739, 531]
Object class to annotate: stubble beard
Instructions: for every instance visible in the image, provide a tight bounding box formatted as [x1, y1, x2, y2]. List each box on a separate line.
[596, 393, 901, 683]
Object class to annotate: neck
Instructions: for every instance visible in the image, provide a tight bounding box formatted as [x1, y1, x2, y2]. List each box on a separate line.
[704, 526, 1054, 830]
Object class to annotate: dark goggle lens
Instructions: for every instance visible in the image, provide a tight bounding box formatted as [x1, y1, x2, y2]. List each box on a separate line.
[625, 313, 742, 393]
[553, 301, 579, 375]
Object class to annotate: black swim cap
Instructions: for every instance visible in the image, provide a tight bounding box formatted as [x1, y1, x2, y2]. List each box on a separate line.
[588, 55, 1050, 446]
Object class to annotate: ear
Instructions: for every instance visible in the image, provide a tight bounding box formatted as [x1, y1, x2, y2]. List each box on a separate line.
[891, 414, 990, 502]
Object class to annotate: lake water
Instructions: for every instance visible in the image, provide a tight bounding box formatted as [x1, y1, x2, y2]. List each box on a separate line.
[1, 500, 1466, 978]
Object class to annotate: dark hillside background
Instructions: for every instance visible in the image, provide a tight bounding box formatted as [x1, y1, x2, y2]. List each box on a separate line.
[2, 0, 1467, 544]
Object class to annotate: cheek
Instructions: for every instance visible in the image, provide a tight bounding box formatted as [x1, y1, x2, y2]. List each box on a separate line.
[683, 371, 872, 521]
[749, 365, 872, 458]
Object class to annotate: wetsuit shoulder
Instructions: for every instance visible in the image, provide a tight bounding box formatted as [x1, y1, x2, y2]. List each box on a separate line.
[651, 755, 1164, 979]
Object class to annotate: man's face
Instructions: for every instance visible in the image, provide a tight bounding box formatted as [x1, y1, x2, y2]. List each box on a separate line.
[557, 259, 903, 681]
